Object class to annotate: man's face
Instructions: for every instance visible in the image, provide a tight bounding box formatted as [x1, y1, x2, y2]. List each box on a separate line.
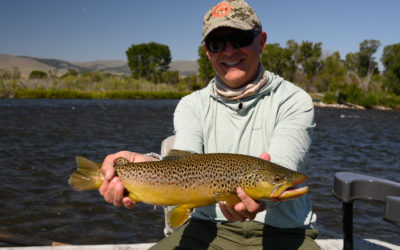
[205, 27, 267, 88]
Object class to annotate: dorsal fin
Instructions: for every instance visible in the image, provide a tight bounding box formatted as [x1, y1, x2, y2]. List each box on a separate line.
[162, 149, 196, 161]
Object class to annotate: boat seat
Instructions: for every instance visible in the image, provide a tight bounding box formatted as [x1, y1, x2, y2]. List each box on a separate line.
[332, 172, 400, 250]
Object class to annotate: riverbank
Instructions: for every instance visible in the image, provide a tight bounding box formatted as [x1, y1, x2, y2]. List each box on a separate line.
[1, 78, 400, 110]
[313, 99, 400, 110]
[310, 92, 400, 110]
[0, 89, 189, 99]
[0, 76, 192, 99]
[313, 101, 397, 110]
[2, 89, 399, 110]
[313, 101, 365, 110]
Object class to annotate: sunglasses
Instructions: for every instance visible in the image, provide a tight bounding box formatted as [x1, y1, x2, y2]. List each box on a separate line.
[205, 29, 261, 53]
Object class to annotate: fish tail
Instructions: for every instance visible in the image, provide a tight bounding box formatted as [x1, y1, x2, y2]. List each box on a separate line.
[69, 156, 104, 191]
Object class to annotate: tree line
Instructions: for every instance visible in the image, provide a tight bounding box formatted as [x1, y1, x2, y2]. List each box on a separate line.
[1, 39, 399, 107]
[3, 39, 398, 96]
[116, 39, 400, 107]
[198, 39, 400, 96]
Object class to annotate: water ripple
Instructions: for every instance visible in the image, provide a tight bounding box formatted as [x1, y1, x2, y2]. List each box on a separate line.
[0, 100, 399, 246]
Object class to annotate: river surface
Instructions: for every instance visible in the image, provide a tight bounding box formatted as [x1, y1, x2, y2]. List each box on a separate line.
[0, 99, 399, 246]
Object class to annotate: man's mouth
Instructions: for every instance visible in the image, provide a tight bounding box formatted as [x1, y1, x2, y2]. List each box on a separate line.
[222, 59, 243, 67]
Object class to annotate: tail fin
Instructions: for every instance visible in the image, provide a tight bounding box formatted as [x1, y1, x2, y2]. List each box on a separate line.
[69, 156, 104, 191]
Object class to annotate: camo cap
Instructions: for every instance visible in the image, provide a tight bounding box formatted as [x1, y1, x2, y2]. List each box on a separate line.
[202, 0, 262, 42]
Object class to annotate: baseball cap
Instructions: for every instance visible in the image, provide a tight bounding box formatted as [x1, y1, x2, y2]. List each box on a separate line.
[202, 0, 262, 43]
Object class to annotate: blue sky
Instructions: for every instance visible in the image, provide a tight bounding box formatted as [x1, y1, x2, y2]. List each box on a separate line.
[1, 0, 399, 64]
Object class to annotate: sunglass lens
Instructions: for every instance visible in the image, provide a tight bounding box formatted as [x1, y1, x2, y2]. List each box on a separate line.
[206, 38, 225, 53]
[230, 31, 258, 48]
[205, 30, 260, 53]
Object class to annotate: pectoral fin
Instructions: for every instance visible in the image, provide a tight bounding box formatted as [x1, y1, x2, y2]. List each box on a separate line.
[213, 192, 240, 206]
[167, 205, 193, 228]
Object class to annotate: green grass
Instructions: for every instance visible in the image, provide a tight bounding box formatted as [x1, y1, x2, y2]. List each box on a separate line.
[1, 74, 399, 109]
[322, 90, 400, 109]
[0, 74, 193, 99]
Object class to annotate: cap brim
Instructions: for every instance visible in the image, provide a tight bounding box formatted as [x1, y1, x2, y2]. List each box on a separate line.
[201, 20, 255, 43]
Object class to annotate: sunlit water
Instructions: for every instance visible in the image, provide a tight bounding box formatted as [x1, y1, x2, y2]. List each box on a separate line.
[0, 99, 399, 246]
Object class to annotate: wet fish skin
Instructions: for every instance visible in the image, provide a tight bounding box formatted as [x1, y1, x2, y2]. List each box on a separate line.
[69, 150, 308, 228]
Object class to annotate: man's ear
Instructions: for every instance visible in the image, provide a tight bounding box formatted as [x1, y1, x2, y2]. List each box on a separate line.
[259, 31, 267, 53]
[204, 44, 211, 59]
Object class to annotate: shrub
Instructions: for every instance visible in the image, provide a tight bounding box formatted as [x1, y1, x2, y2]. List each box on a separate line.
[161, 71, 180, 85]
[29, 70, 48, 79]
[337, 84, 362, 104]
[322, 92, 336, 104]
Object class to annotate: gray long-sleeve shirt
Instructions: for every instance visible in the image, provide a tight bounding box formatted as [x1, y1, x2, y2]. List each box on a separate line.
[173, 69, 317, 229]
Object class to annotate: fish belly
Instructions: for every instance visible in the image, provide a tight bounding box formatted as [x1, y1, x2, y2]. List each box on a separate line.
[123, 180, 215, 207]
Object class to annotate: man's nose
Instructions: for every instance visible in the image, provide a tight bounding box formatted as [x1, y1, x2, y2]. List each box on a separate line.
[224, 41, 237, 53]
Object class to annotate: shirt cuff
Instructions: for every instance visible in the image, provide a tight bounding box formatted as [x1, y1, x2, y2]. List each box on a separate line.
[145, 152, 163, 160]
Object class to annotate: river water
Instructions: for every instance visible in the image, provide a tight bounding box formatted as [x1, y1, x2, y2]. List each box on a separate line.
[0, 99, 399, 246]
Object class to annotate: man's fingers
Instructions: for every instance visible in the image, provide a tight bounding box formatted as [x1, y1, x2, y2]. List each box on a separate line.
[104, 179, 116, 203]
[236, 187, 260, 213]
[101, 151, 133, 181]
[122, 197, 136, 209]
[219, 203, 233, 220]
[233, 202, 254, 221]
[259, 152, 270, 161]
[103, 177, 121, 204]
[113, 181, 124, 207]
[99, 179, 109, 196]
[99, 151, 149, 210]
[102, 154, 116, 181]
[220, 187, 266, 222]
[219, 203, 246, 222]
[104, 170, 114, 182]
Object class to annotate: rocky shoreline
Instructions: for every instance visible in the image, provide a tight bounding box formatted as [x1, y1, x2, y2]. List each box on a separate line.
[313, 101, 397, 110]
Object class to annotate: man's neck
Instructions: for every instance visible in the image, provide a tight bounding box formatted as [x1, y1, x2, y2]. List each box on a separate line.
[214, 64, 267, 100]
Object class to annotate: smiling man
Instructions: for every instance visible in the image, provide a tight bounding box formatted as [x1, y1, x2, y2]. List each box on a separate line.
[205, 27, 265, 88]
[100, 0, 320, 249]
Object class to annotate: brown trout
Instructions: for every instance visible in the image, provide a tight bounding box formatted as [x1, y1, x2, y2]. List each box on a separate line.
[69, 150, 309, 228]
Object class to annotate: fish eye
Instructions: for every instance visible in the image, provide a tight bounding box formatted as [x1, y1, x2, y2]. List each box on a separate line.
[272, 175, 283, 183]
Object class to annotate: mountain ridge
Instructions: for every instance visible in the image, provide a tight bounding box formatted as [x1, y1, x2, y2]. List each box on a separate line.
[0, 54, 198, 78]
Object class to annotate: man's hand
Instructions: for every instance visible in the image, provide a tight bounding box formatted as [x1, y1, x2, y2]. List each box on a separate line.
[99, 151, 159, 209]
[258, 152, 270, 162]
[219, 152, 270, 221]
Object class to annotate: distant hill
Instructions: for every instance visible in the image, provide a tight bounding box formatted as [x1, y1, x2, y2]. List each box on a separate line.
[169, 61, 199, 76]
[0, 54, 198, 78]
[73, 60, 130, 74]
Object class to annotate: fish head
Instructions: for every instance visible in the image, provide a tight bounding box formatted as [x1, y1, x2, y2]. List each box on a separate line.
[246, 167, 309, 202]
[268, 171, 309, 201]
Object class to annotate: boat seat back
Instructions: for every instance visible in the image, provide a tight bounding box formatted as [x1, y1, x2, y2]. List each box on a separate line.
[332, 172, 400, 249]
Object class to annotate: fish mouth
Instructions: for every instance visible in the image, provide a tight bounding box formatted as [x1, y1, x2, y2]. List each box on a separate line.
[271, 175, 309, 201]
[274, 186, 309, 201]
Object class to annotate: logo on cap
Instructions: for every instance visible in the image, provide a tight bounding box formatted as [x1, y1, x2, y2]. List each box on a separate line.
[212, 3, 231, 18]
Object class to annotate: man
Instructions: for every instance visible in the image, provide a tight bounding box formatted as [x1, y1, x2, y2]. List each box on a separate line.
[100, 0, 320, 249]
